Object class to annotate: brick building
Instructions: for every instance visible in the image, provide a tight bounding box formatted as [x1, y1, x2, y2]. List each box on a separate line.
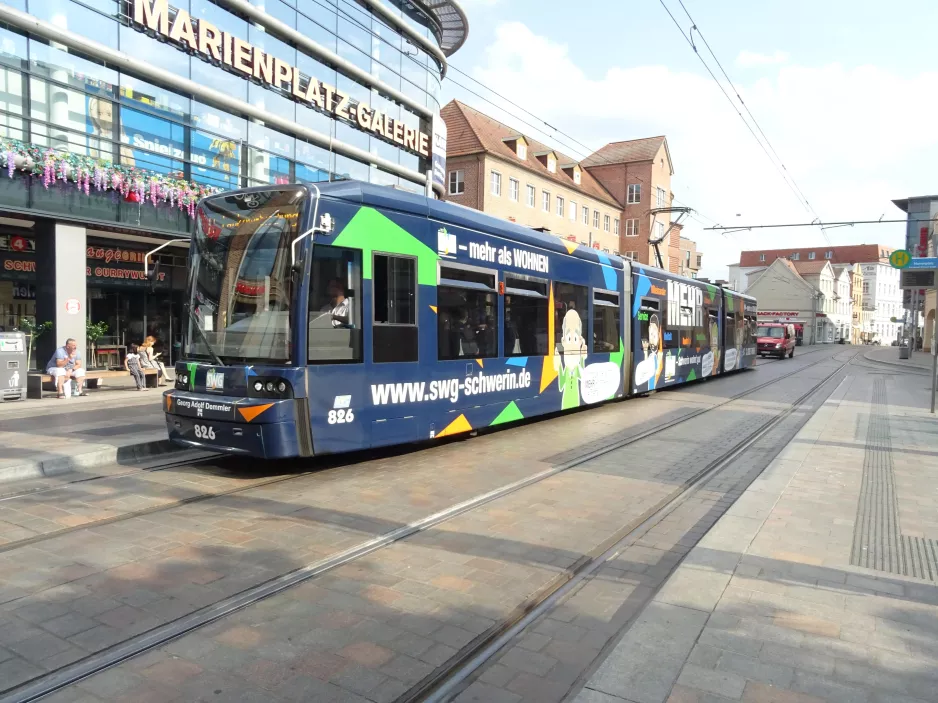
[581, 136, 680, 270]
[678, 235, 702, 278]
[441, 101, 623, 254]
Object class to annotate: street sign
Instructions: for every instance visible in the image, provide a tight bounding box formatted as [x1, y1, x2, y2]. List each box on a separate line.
[890, 249, 912, 268]
[908, 257, 938, 270]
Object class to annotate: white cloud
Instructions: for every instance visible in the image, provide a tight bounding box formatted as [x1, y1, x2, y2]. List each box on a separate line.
[452, 22, 937, 279]
[736, 50, 790, 67]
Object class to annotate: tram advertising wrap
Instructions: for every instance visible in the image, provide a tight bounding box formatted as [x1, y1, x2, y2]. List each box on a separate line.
[163, 181, 756, 460]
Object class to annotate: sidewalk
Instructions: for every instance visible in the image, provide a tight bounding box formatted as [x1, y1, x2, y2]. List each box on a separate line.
[0, 380, 184, 483]
[864, 344, 932, 371]
[576, 365, 938, 702]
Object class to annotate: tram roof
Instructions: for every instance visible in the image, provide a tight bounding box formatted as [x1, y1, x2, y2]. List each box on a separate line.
[314, 180, 626, 269]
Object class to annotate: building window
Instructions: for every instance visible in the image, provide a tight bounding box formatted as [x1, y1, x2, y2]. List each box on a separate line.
[627, 184, 641, 204]
[373, 254, 418, 363]
[696, 254, 702, 268]
[504, 275, 549, 356]
[437, 264, 498, 361]
[614, 218, 619, 235]
[518, 143, 527, 160]
[448, 170, 464, 195]
[825, 250, 833, 259]
[808, 251, 816, 260]
[490, 171, 501, 197]
[526, 184, 535, 207]
[593, 210, 600, 228]
[573, 170, 581, 185]
[656, 186, 666, 208]
[556, 195, 564, 217]
[685, 250, 691, 264]
[604, 215, 610, 232]
[582, 207, 589, 225]
[509, 177, 519, 202]
[625, 219, 638, 237]
[624, 251, 638, 261]
[570, 202, 577, 221]
[547, 156, 556, 173]
[791, 252, 800, 261]
[542, 190, 551, 212]
[759, 254, 765, 262]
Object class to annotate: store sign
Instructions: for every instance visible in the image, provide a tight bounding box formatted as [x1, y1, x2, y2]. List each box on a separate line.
[758, 311, 799, 317]
[133, 0, 432, 158]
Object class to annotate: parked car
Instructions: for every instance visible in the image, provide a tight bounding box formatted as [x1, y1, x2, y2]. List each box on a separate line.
[756, 323, 796, 359]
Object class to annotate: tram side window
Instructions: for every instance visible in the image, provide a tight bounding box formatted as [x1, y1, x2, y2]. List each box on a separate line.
[373, 254, 418, 363]
[554, 282, 589, 353]
[505, 275, 549, 356]
[438, 264, 498, 361]
[308, 247, 362, 363]
[724, 313, 738, 348]
[593, 290, 620, 353]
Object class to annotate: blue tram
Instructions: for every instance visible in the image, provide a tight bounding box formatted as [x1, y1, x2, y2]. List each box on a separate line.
[164, 181, 757, 459]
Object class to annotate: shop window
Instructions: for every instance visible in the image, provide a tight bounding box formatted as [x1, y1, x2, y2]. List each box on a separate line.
[554, 282, 589, 352]
[593, 290, 620, 353]
[505, 274, 549, 356]
[373, 254, 417, 363]
[247, 148, 292, 186]
[437, 264, 498, 360]
[309, 247, 362, 363]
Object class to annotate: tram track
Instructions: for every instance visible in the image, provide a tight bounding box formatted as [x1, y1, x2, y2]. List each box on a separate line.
[0, 350, 838, 558]
[401, 350, 860, 703]
[0, 349, 849, 703]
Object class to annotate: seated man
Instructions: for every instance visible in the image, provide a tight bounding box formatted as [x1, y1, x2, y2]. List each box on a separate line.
[47, 338, 87, 398]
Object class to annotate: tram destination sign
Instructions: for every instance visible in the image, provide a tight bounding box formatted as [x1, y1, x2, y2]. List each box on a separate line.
[132, 0, 432, 158]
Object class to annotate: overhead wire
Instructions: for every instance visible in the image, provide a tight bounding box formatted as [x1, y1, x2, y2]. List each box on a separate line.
[656, 0, 833, 245]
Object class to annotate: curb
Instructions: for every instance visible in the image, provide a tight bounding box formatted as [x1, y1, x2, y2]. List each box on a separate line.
[862, 349, 931, 372]
[0, 439, 196, 484]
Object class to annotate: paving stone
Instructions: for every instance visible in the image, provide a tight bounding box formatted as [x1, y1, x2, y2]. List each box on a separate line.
[716, 651, 794, 688]
[40, 612, 99, 639]
[742, 681, 825, 703]
[676, 664, 747, 700]
[498, 646, 558, 677]
[0, 655, 45, 691]
[454, 681, 523, 703]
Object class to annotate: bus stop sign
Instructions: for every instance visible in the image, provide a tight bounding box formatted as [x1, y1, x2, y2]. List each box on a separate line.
[891, 250, 911, 269]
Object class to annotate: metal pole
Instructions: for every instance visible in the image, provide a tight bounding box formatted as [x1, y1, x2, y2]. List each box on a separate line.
[931, 331, 937, 414]
[425, 169, 433, 199]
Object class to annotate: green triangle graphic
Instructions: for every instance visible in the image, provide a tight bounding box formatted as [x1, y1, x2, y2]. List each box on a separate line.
[332, 206, 438, 285]
[686, 368, 697, 381]
[490, 401, 524, 426]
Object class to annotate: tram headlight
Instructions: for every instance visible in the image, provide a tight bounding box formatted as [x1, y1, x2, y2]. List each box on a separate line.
[247, 376, 294, 399]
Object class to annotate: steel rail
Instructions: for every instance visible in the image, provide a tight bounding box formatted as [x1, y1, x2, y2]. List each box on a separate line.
[0, 350, 846, 703]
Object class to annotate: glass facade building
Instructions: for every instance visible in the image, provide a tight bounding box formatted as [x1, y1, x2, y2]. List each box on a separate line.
[0, 0, 466, 367]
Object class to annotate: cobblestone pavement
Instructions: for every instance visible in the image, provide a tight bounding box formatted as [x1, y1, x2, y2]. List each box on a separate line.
[575, 353, 938, 703]
[0, 347, 846, 702]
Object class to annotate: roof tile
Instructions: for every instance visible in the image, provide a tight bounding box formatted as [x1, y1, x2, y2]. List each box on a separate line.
[441, 100, 621, 207]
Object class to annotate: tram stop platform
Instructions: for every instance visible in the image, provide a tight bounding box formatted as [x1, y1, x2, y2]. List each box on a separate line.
[0, 383, 186, 486]
[575, 359, 938, 702]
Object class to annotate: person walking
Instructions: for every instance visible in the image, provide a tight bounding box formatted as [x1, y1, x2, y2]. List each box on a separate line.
[124, 343, 147, 391]
[140, 336, 167, 386]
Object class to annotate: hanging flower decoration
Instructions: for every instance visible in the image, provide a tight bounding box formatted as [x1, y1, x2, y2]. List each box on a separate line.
[0, 139, 221, 218]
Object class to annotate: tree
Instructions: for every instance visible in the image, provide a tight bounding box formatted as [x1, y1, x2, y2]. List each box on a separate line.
[86, 320, 109, 368]
[16, 318, 52, 371]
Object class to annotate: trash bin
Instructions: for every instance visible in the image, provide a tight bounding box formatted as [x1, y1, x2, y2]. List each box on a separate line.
[0, 331, 26, 401]
[899, 345, 911, 360]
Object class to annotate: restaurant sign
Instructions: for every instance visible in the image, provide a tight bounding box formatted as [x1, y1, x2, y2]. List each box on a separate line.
[133, 0, 431, 158]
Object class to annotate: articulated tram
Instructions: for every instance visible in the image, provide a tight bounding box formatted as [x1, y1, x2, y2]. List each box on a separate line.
[164, 181, 757, 458]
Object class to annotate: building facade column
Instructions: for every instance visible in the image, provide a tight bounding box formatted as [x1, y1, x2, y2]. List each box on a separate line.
[35, 220, 86, 368]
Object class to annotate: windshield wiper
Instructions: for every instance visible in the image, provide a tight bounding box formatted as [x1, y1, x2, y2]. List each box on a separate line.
[186, 305, 225, 367]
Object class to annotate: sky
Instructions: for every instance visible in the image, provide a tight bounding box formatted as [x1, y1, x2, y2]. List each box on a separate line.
[440, 0, 938, 280]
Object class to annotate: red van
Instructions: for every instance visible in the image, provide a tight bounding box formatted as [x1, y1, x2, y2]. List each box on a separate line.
[756, 323, 796, 359]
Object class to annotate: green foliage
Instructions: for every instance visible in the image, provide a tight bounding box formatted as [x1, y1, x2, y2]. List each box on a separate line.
[86, 320, 109, 344]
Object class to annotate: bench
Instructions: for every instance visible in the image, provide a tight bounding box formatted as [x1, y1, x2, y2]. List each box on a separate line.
[27, 368, 160, 399]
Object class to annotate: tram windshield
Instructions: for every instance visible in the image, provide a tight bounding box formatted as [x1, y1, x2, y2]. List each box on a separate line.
[185, 187, 308, 364]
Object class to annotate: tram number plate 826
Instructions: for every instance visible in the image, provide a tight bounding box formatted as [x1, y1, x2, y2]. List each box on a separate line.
[194, 424, 216, 440]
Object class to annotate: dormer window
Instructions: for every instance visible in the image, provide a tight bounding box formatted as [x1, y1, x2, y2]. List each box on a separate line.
[503, 135, 528, 161]
[573, 171, 581, 185]
[518, 142, 526, 160]
[547, 156, 556, 173]
[535, 150, 558, 173]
